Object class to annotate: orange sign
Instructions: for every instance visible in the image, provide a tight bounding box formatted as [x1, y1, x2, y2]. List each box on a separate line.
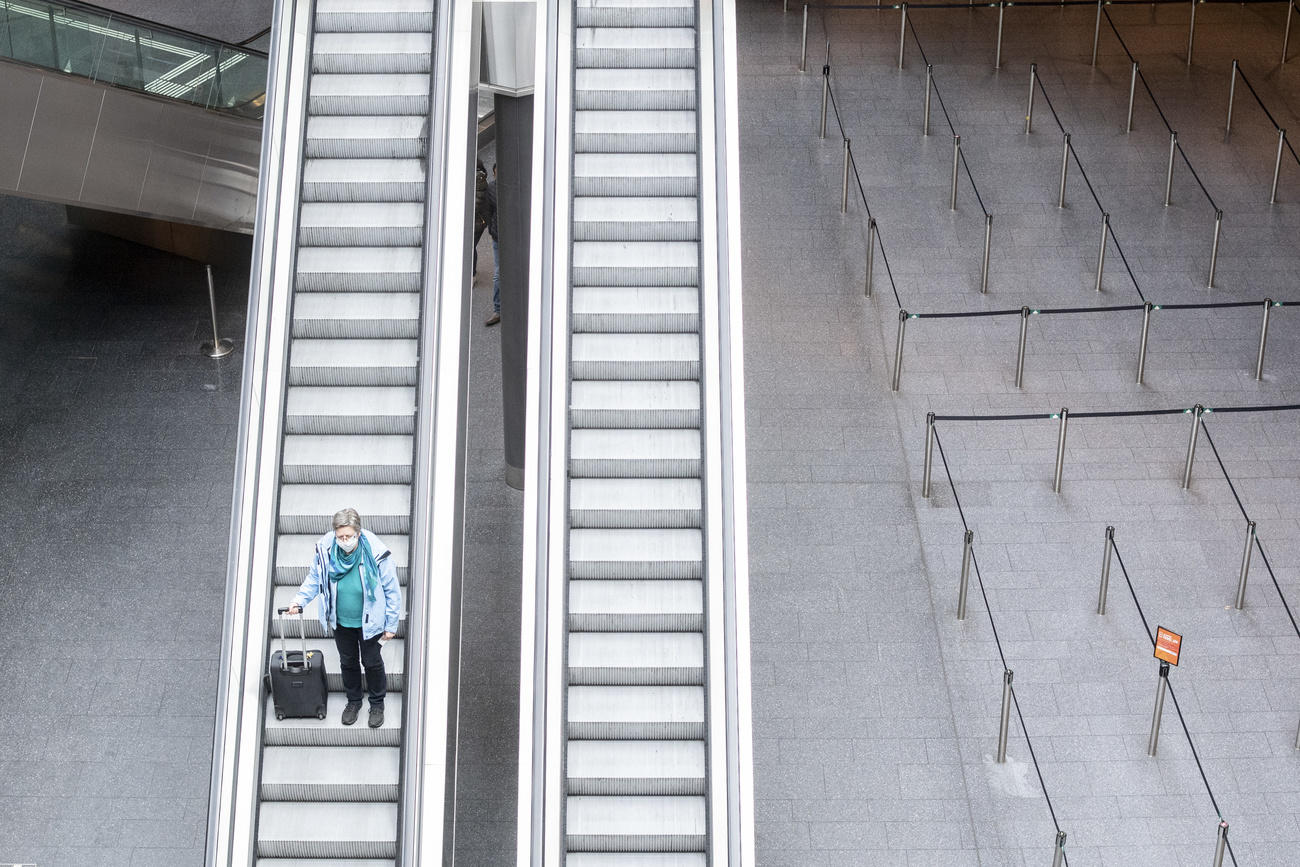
[1154, 627, 1182, 666]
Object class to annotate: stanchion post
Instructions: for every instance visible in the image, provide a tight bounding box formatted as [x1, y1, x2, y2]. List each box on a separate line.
[980, 214, 992, 294]
[1126, 62, 1139, 133]
[1094, 212, 1110, 293]
[1225, 59, 1238, 140]
[1147, 661, 1170, 756]
[819, 65, 829, 138]
[1286, 0, 1295, 65]
[995, 1, 1005, 70]
[950, 134, 961, 210]
[922, 412, 935, 497]
[865, 218, 877, 298]
[892, 309, 908, 392]
[1255, 298, 1273, 380]
[1186, 0, 1197, 66]
[1294, 718, 1299, 751]
[800, 4, 808, 71]
[996, 669, 1013, 762]
[1097, 525, 1114, 615]
[899, 3, 908, 70]
[924, 64, 933, 135]
[1051, 831, 1067, 867]
[1025, 63, 1037, 134]
[1235, 520, 1256, 610]
[201, 264, 234, 359]
[1052, 408, 1069, 493]
[958, 529, 974, 620]
[1181, 403, 1203, 489]
[1092, 0, 1102, 66]
[1271, 128, 1286, 203]
[841, 138, 851, 213]
[1213, 821, 1229, 867]
[1014, 306, 1030, 389]
[1207, 209, 1222, 289]
[1164, 131, 1178, 206]
[1136, 301, 1153, 384]
[1058, 132, 1070, 207]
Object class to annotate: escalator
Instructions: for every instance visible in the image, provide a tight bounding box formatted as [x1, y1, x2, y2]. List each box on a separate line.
[519, 0, 755, 862]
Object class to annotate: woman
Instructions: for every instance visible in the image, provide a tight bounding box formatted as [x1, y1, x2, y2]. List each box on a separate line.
[287, 508, 402, 728]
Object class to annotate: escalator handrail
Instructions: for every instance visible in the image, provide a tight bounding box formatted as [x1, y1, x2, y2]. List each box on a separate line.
[5, 0, 270, 57]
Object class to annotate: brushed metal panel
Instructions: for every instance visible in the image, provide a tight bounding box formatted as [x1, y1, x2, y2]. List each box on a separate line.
[17, 74, 104, 201]
[480, 1, 536, 94]
[138, 142, 207, 222]
[79, 86, 161, 211]
[0, 64, 43, 190]
[195, 113, 262, 231]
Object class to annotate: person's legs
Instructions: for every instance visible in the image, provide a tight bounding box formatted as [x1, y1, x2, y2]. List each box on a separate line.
[492, 239, 500, 313]
[359, 633, 387, 707]
[333, 626, 364, 724]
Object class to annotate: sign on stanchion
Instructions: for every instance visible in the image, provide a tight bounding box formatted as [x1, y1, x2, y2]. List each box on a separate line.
[1148, 627, 1181, 756]
[1155, 626, 1182, 666]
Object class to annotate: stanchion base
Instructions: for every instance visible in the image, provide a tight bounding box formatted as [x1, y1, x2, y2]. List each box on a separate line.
[202, 339, 235, 359]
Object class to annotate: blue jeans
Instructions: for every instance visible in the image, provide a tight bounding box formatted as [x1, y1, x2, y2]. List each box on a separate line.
[492, 239, 500, 313]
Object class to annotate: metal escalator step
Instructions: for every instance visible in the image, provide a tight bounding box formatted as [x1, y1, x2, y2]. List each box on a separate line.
[575, 110, 696, 154]
[282, 434, 414, 484]
[573, 286, 699, 334]
[312, 33, 431, 74]
[570, 381, 699, 429]
[271, 587, 408, 637]
[296, 247, 422, 292]
[575, 68, 696, 110]
[302, 159, 425, 203]
[315, 0, 434, 33]
[285, 386, 416, 435]
[575, 28, 696, 69]
[264, 694, 403, 747]
[292, 293, 421, 340]
[306, 116, 426, 159]
[570, 478, 701, 529]
[566, 795, 706, 852]
[567, 740, 706, 796]
[573, 241, 698, 287]
[574, 199, 698, 243]
[568, 579, 703, 631]
[299, 203, 424, 247]
[568, 686, 704, 739]
[569, 528, 701, 579]
[308, 74, 431, 116]
[575, 0, 695, 30]
[259, 860, 394, 867]
[261, 746, 400, 801]
[257, 801, 397, 859]
[574, 153, 697, 197]
[567, 856, 706, 867]
[288, 339, 418, 387]
[571, 334, 700, 381]
[570, 428, 700, 478]
[275, 533, 410, 585]
[569, 632, 704, 685]
[277, 483, 411, 535]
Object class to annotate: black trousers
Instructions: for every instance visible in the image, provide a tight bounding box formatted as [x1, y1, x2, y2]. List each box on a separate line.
[333, 625, 386, 706]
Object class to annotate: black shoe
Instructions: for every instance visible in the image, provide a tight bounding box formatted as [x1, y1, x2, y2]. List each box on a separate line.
[341, 701, 362, 726]
[484, 312, 500, 327]
[368, 705, 385, 728]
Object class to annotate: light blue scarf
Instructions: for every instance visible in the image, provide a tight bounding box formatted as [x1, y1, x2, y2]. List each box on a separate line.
[326, 534, 378, 603]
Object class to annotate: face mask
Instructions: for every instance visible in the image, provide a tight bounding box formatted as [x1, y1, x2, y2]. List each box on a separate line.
[337, 535, 359, 553]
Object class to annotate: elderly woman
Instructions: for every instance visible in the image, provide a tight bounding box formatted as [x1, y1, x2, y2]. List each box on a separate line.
[287, 508, 402, 728]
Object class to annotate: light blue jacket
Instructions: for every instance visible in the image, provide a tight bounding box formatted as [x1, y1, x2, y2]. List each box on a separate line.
[292, 529, 402, 640]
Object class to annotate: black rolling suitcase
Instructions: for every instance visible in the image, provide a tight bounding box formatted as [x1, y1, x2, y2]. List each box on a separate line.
[267, 607, 329, 720]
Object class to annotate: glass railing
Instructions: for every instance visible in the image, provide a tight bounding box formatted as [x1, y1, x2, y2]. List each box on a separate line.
[0, 0, 267, 118]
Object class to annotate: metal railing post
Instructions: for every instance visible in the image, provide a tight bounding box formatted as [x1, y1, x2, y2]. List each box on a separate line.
[1051, 831, 1067, 867]
[995, 1, 1005, 70]
[1136, 301, 1153, 384]
[202, 264, 235, 358]
[951, 134, 961, 210]
[958, 529, 973, 620]
[800, 4, 808, 71]
[1094, 212, 1109, 293]
[1186, 0, 1197, 66]
[924, 64, 933, 135]
[922, 412, 935, 497]
[1058, 132, 1070, 207]
[996, 669, 1013, 762]
[899, 3, 908, 70]
[1295, 718, 1299, 751]
[1213, 821, 1229, 867]
[1207, 209, 1222, 289]
[1181, 403, 1203, 489]
[1126, 62, 1139, 133]
[819, 65, 829, 137]
[892, 309, 908, 391]
[1147, 661, 1170, 756]
[1286, 0, 1295, 65]
[1097, 526, 1114, 615]
[1014, 306, 1030, 389]
[1225, 59, 1238, 139]
[1235, 520, 1256, 609]
[841, 138, 851, 213]
[980, 214, 992, 294]
[865, 218, 877, 298]
[1025, 63, 1037, 134]
[1271, 128, 1286, 203]
[1092, 0, 1102, 66]
[1164, 131, 1178, 206]
[1052, 408, 1069, 493]
[1255, 299, 1273, 380]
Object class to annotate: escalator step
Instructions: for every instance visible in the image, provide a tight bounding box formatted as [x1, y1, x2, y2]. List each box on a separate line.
[574, 153, 697, 197]
[573, 240, 699, 287]
[575, 110, 697, 154]
[568, 632, 705, 685]
[256, 801, 397, 859]
[285, 386, 417, 436]
[299, 203, 424, 247]
[567, 740, 706, 796]
[575, 68, 696, 111]
[315, 0, 434, 34]
[288, 338, 419, 387]
[264, 694, 404, 747]
[571, 333, 701, 381]
[575, 28, 696, 69]
[569, 528, 702, 580]
[569, 380, 700, 430]
[302, 159, 426, 203]
[296, 247, 423, 293]
[567, 686, 706, 740]
[309, 74, 431, 116]
[261, 746, 400, 801]
[292, 292, 421, 340]
[570, 428, 701, 479]
[574, 198, 698, 243]
[566, 795, 707, 852]
[305, 116, 426, 159]
[575, 2, 695, 30]
[277, 483, 412, 535]
[313, 33, 431, 74]
[570, 477, 702, 529]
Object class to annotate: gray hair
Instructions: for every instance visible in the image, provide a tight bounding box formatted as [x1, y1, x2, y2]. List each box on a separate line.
[332, 508, 362, 532]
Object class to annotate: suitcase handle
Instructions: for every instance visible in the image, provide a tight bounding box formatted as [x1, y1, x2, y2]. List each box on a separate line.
[275, 606, 308, 672]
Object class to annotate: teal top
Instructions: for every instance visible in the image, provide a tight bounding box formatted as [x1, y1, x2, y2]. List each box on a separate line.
[333, 559, 365, 629]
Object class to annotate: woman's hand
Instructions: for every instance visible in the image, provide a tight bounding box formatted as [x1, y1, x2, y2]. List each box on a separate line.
[381, 631, 396, 642]
[285, 604, 301, 616]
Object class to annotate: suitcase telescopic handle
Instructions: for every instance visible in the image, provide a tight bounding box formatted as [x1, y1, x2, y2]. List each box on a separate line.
[275, 606, 308, 671]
